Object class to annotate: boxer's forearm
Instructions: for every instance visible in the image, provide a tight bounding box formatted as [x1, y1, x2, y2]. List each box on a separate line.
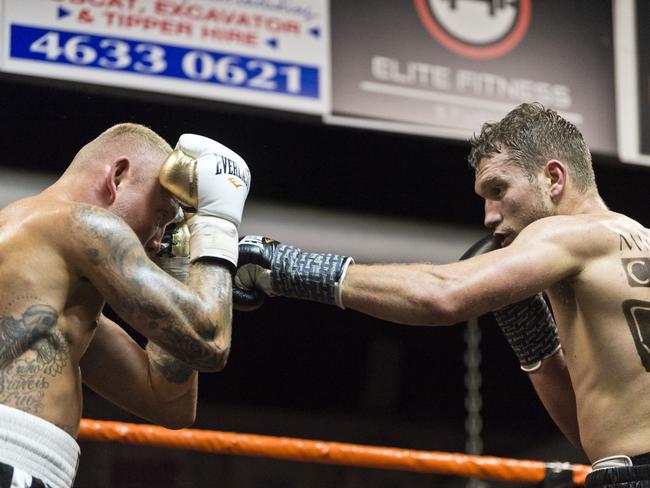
[145, 341, 198, 429]
[154, 222, 232, 372]
[527, 350, 582, 449]
[341, 263, 456, 325]
[186, 262, 233, 370]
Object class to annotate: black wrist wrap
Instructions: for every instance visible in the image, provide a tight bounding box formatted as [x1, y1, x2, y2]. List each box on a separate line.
[492, 293, 561, 369]
[270, 244, 350, 306]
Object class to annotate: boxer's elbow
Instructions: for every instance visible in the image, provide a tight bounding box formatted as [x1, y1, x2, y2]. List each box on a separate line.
[208, 344, 230, 372]
[157, 406, 197, 430]
[188, 342, 230, 372]
[413, 281, 464, 325]
[147, 390, 198, 429]
[189, 312, 231, 372]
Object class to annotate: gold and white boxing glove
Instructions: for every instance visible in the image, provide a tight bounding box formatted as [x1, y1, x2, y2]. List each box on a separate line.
[160, 134, 250, 269]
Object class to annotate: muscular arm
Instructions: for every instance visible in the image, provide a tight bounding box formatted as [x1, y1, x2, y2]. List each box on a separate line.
[341, 218, 585, 325]
[527, 350, 581, 448]
[81, 315, 197, 429]
[68, 204, 232, 372]
[340, 219, 585, 447]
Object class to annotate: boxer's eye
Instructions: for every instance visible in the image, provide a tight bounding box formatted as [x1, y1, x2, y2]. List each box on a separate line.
[486, 185, 503, 199]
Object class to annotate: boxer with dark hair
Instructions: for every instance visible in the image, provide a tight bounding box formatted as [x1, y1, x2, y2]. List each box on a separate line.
[236, 103, 650, 488]
[0, 125, 250, 487]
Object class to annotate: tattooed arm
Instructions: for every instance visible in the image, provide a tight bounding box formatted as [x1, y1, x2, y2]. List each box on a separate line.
[81, 315, 198, 429]
[68, 204, 232, 372]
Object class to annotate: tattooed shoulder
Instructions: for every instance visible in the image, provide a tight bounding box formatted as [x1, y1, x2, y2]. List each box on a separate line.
[69, 204, 142, 267]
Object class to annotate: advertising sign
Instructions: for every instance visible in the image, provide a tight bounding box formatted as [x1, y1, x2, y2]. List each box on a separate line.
[328, 0, 617, 155]
[636, 0, 650, 161]
[614, 0, 650, 166]
[1, 0, 328, 114]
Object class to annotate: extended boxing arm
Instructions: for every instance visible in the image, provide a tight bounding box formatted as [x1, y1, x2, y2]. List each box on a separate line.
[340, 220, 583, 323]
[342, 228, 582, 447]
[234, 220, 581, 323]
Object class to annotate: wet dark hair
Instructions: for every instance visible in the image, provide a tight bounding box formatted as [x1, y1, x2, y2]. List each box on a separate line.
[468, 103, 595, 192]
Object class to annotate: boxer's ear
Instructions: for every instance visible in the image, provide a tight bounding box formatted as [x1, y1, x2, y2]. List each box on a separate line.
[105, 157, 130, 204]
[544, 160, 567, 201]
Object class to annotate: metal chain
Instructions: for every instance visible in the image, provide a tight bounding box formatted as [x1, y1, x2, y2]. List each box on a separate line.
[464, 318, 488, 488]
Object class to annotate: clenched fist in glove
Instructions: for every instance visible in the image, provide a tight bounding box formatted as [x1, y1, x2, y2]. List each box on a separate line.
[153, 210, 191, 283]
[159, 134, 250, 270]
[233, 236, 354, 311]
[461, 234, 561, 372]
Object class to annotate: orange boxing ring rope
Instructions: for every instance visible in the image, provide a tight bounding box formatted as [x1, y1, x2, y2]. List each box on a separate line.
[79, 418, 591, 485]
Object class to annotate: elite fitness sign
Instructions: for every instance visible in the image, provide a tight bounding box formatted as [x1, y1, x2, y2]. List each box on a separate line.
[327, 0, 617, 156]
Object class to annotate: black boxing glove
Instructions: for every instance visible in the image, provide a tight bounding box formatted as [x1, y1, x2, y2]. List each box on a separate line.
[154, 213, 191, 283]
[460, 235, 561, 372]
[233, 235, 354, 311]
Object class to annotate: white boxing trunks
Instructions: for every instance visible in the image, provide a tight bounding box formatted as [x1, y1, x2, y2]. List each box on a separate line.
[0, 404, 79, 488]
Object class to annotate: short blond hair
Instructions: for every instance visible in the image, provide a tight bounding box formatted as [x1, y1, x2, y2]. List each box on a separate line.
[95, 123, 172, 155]
[66, 123, 172, 175]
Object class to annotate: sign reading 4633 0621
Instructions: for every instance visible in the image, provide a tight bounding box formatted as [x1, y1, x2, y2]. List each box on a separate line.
[1, 0, 327, 114]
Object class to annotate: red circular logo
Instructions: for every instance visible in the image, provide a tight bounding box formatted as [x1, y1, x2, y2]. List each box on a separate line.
[414, 0, 532, 60]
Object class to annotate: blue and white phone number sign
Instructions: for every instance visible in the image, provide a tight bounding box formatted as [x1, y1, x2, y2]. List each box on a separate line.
[0, 0, 328, 114]
[10, 24, 318, 98]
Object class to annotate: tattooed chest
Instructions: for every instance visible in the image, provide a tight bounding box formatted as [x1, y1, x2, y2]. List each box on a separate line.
[0, 304, 70, 414]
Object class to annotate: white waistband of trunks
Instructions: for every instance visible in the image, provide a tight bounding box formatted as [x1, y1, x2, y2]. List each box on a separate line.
[591, 455, 634, 471]
[0, 404, 80, 488]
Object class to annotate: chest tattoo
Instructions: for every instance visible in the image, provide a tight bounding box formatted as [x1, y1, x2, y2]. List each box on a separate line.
[0, 305, 69, 414]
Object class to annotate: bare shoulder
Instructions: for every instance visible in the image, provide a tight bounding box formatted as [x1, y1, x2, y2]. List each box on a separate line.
[0, 196, 79, 252]
[62, 202, 144, 270]
[514, 212, 646, 258]
[65, 202, 136, 245]
[0, 198, 143, 277]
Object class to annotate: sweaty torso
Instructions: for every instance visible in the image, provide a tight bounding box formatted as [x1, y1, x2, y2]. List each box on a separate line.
[546, 211, 650, 460]
[0, 196, 103, 437]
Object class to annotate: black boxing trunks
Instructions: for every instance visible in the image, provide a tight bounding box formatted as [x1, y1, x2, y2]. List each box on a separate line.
[0, 460, 49, 488]
[0, 404, 79, 488]
[587, 453, 650, 488]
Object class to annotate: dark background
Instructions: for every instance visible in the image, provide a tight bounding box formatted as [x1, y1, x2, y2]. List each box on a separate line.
[2, 72, 649, 487]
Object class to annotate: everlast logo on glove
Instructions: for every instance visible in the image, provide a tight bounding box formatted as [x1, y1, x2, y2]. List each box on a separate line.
[214, 155, 251, 189]
[160, 133, 251, 268]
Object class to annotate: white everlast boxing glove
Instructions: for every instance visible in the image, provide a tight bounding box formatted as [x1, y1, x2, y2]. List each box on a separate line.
[460, 235, 561, 372]
[159, 134, 250, 270]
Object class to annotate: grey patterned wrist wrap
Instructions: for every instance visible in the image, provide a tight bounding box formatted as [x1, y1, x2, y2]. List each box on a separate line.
[270, 244, 351, 306]
[493, 293, 561, 369]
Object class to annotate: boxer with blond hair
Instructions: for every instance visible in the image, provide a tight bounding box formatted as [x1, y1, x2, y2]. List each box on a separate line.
[0, 123, 250, 487]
